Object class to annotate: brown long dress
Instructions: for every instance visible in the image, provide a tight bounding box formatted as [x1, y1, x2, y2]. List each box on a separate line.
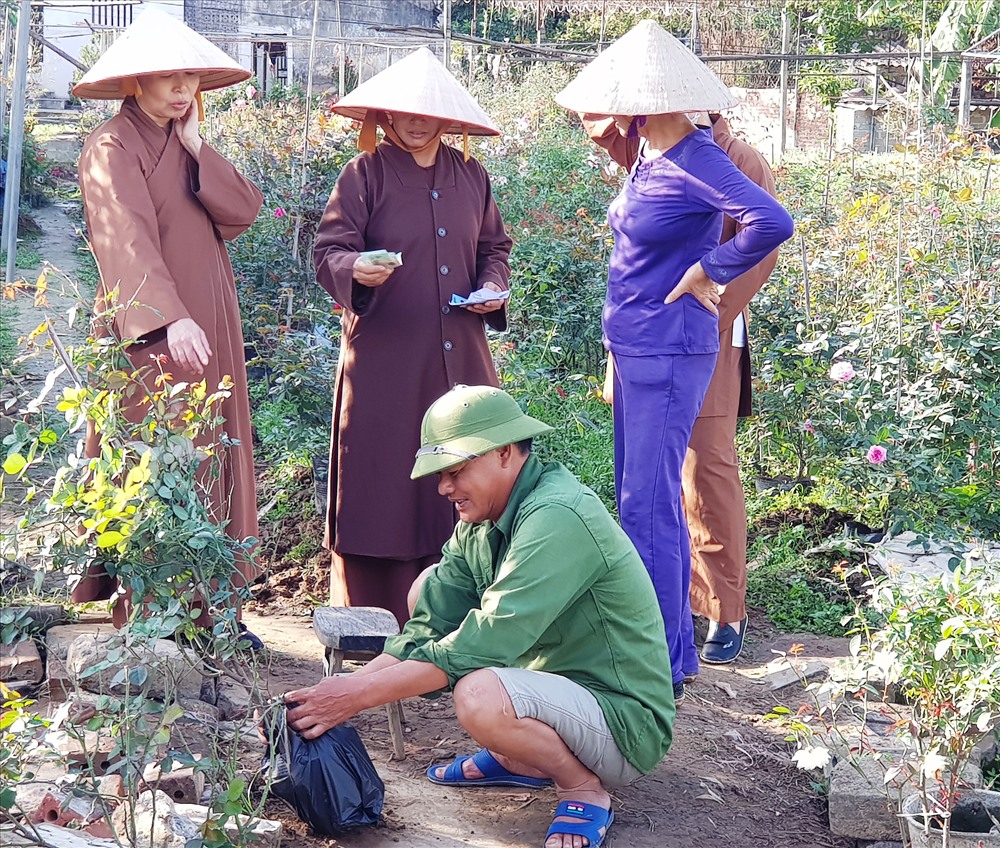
[72, 97, 264, 624]
[313, 139, 512, 624]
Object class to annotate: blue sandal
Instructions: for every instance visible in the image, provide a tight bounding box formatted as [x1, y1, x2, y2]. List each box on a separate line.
[544, 801, 614, 847]
[426, 748, 553, 788]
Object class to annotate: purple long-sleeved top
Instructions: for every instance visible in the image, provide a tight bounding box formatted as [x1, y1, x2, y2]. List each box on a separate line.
[605, 128, 794, 356]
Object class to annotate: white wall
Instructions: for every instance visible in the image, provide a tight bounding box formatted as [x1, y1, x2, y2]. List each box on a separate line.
[37, 1, 185, 103]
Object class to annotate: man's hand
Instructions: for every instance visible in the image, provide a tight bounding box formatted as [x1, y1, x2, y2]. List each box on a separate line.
[166, 317, 212, 375]
[174, 103, 203, 160]
[601, 354, 614, 405]
[664, 261, 720, 316]
[353, 257, 395, 288]
[466, 280, 506, 315]
[285, 676, 369, 740]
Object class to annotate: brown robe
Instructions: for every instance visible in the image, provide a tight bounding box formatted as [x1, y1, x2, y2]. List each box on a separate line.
[581, 114, 779, 623]
[313, 139, 511, 618]
[72, 97, 263, 618]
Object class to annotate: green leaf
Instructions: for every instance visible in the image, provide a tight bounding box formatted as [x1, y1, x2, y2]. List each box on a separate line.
[0, 786, 15, 810]
[128, 666, 148, 687]
[38, 429, 58, 445]
[2, 454, 27, 475]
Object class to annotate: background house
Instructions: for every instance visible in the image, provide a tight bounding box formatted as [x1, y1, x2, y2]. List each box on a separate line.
[35, 0, 439, 106]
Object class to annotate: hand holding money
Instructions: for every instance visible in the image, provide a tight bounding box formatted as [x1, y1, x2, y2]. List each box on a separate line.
[353, 249, 402, 288]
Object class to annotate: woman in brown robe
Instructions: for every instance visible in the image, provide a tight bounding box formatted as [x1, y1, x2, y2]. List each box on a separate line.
[69, 10, 264, 636]
[314, 48, 512, 625]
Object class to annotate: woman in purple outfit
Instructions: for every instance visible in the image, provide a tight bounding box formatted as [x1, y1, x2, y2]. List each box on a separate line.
[557, 21, 794, 703]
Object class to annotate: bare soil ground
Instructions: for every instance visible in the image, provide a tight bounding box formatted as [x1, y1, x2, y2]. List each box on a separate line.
[240, 609, 851, 848]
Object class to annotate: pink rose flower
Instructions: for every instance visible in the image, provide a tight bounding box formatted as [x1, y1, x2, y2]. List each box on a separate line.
[866, 445, 887, 465]
[803, 419, 815, 434]
[830, 361, 856, 382]
[274, 207, 287, 218]
[246, 85, 258, 99]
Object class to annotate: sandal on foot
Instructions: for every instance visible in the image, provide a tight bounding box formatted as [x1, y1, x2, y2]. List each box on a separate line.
[426, 748, 553, 788]
[544, 801, 614, 848]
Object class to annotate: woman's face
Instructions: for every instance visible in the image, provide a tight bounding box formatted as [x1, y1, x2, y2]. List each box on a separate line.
[135, 72, 201, 126]
[386, 111, 449, 149]
[613, 115, 635, 137]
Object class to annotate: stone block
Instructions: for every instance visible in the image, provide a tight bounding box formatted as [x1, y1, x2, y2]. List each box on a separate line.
[142, 763, 205, 805]
[1, 639, 44, 683]
[216, 679, 253, 721]
[176, 802, 284, 848]
[67, 633, 204, 701]
[828, 755, 983, 841]
[1, 822, 118, 847]
[3, 604, 69, 634]
[112, 789, 202, 848]
[174, 696, 220, 725]
[765, 657, 828, 692]
[45, 624, 116, 700]
[46, 624, 117, 663]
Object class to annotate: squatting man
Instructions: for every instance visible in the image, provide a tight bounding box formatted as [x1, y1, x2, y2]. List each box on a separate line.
[285, 384, 676, 848]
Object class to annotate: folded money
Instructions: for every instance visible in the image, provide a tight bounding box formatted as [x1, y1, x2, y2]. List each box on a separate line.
[449, 288, 511, 307]
[359, 249, 403, 268]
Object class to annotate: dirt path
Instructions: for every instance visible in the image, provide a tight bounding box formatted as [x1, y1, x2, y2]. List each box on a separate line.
[1, 199, 91, 540]
[3, 200, 91, 378]
[242, 610, 851, 848]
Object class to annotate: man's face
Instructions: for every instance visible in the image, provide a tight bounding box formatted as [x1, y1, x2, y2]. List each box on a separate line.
[436, 450, 506, 524]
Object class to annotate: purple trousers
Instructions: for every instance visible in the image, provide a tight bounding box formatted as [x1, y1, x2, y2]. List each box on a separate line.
[613, 350, 718, 685]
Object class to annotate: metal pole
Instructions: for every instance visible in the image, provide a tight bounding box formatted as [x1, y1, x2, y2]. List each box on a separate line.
[957, 56, 972, 128]
[0, 11, 11, 163]
[690, 0, 698, 53]
[779, 8, 790, 155]
[335, 0, 344, 96]
[293, 0, 320, 267]
[443, 0, 452, 68]
[3, 0, 31, 284]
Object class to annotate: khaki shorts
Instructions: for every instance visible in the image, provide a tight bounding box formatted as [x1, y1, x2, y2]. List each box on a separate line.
[491, 667, 642, 788]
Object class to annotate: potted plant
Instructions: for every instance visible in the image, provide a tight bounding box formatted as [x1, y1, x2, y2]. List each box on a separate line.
[794, 557, 1000, 847]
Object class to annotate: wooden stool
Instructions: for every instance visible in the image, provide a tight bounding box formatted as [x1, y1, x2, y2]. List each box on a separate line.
[312, 605, 406, 760]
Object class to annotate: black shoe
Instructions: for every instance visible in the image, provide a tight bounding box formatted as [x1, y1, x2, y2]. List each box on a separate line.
[672, 681, 685, 704]
[700, 615, 748, 665]
[237, 621, 265, 651]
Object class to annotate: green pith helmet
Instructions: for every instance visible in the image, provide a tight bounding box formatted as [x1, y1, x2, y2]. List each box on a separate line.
[411, 385, 552, 479]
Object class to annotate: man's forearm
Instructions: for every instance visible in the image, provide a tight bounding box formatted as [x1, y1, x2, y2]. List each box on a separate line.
[361, 659, 450, 710]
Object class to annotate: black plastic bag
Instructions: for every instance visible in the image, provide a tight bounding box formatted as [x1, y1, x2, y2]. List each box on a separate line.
[262, 709, 384, 833]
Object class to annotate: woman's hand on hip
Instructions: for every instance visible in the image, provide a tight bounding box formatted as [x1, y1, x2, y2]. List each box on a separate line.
[166, 317, 212, 375]
[352, 257, 394, 288]
[174, 103, 203, 160]
[664, 261, 720, 316]
[466, 281, 506, 315]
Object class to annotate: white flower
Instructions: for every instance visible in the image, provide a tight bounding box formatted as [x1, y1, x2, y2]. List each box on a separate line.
[792, 746, 831, 771]
[921, 751, 948, 778]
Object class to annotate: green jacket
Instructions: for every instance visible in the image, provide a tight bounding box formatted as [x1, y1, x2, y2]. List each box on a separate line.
[383, 455, 675, 774]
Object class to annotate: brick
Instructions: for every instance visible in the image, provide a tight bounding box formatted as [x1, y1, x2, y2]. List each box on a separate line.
[56, 734, 119, 776]
[142, 763, 205, 805]
[0, 639, 44, 683]
[30, 790, 102, 827]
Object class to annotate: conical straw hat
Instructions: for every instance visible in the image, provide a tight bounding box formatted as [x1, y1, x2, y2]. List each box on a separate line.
[332, 47, 499, 137]
[555, 19, 737, 115]
[73, 7, 250, 100]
